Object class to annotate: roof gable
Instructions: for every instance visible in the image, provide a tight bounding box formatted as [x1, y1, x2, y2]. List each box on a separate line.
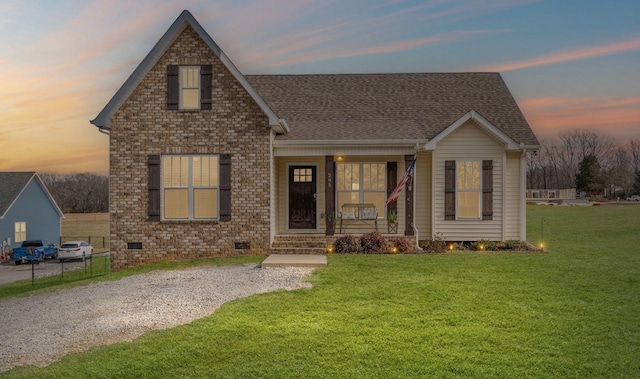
[91, 10, 287, 134]
[246, 73, 539, 147]
[425, 110, 523, 150]
[0, 172, 63, 219]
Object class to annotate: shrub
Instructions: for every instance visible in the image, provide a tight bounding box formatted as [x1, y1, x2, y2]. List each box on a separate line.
[360, 231, 387, 254]
[503, 240, 530, 251]
[390, 237, 413, 253]
[334, 235, 360, 254]
[472, 239, 498, 251]
[419, 233, 447, 254]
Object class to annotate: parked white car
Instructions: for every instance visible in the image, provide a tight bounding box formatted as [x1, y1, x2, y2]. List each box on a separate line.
[58, 241, 94, 262]
[627, 195, 640, 201]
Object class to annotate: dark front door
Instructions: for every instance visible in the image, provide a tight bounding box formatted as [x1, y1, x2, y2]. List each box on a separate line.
[289, 166, 316, 229]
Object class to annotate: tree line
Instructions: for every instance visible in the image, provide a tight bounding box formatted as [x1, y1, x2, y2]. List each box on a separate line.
[40, 173, 109, 213]
[527, 130, 640, 198]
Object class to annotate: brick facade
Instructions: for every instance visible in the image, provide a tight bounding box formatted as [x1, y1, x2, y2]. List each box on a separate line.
[109, 26, 271, 270]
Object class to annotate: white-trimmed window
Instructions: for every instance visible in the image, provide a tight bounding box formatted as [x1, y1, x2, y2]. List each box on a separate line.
[163, 155, 219, 220]
[15, 222, 26, 243]
[180, 66, 200, 109]
[457, 161, 481, 219]
[336, 163, 386, 218]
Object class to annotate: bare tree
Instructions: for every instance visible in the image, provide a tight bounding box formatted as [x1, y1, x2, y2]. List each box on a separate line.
[39, 173, 108, 213]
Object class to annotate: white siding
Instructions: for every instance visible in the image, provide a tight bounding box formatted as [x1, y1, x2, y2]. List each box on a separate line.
[504, 152, 522, 240]
[433, 121, 505, 241]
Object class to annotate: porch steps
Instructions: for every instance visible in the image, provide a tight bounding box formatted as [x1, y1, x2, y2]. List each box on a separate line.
[270, 235, 337, 255]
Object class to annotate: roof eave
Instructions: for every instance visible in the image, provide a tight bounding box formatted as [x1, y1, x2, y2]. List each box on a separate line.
[273, 138, 428, 147]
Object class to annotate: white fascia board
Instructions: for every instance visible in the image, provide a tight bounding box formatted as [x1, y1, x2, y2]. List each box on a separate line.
[273, 139, 428, 147]
[424, 110, 520, 150]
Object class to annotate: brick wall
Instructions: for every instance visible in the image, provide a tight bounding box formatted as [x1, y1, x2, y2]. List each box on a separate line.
[109, 25, 271, 270]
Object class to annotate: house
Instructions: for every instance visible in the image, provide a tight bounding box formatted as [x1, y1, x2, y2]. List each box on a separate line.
[0, 172, 64, 251]
[91, 10, 540, 270]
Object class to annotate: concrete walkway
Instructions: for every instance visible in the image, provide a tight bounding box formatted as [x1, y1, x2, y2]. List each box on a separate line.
[261, 254, 327, 268]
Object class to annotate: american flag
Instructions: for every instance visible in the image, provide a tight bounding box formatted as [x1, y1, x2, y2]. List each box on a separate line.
[385, 156, 416, 206]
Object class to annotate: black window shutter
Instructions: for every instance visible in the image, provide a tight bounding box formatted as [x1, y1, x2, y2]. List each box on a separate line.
[219, 154, 231, 221]
[386, 162, 397, 218]
[482, 160, 493, 220]
[148, 155, 161, 221]
[200, 65, 212, 110]
[444, 160, 456, 220]
[167, 65, 179, 110]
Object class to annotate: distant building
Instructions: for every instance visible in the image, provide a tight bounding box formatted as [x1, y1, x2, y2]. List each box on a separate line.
[0, 172, 64, 250]
[526, 189, 576, 200]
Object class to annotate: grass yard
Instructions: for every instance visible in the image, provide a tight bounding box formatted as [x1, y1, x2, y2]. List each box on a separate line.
[61, 213, 109, 253]
[2, 205, 639, 378]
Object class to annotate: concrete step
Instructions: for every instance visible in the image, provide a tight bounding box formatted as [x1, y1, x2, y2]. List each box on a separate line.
[270, 247, 328, 255]
[261, 254, 327, 268]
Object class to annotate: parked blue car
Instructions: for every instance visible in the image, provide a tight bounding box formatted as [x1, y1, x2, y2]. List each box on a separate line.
[12, 240, 58, 265]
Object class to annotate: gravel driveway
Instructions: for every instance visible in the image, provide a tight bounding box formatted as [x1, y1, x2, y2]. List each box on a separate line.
[0, 264, 314, 373]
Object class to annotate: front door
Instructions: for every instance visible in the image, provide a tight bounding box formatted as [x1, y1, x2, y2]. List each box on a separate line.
[289, 166, 316, 229]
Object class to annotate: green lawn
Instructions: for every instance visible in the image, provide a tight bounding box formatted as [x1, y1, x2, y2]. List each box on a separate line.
[2, 205, 639, 378]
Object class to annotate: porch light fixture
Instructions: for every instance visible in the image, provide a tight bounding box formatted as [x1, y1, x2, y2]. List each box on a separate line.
[335, 155, 345, 161]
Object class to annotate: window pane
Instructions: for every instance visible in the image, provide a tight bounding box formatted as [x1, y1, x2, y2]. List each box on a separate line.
[363, 164, 371, 189]
[377, 163, 386, 189]
[15, 222, 26, 242]
[182, 88, 199, 108]
[363, 192, 385, 219]
[193, 156, 217, 187]
[472, 162, 481, 189]
[338, 192, 359, 209]
[181, 67, 199, 87]
[194, 189, 218, 219]
[458, 192, 480, 219]
[164, 189, 188, 219]
[164, 156, 188, 187]
[457, 161, 481, 190]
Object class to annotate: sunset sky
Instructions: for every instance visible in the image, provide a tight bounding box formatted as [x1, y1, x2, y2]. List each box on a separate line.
[1, 0, 638, 175]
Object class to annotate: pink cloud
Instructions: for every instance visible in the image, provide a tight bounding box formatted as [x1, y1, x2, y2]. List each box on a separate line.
[520, 96, 640, 141]
[473, 37, 640, 72]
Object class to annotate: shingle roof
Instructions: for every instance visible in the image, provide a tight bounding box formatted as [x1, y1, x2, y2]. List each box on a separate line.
[245, 73, 539, 146]
[0, 172, 36, 217]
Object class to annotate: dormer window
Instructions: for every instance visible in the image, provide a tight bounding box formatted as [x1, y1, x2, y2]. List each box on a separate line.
[167, 65, 212, 110]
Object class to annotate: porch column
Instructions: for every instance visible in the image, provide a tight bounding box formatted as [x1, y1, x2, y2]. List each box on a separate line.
[404, 155, 415, 236]
[325, 155, 335, 235]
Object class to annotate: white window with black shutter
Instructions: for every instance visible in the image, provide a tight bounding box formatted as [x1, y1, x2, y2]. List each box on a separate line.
[148, 154, 231, 221]
[445, 160, 493, 221]
[167, 65, 212, 110]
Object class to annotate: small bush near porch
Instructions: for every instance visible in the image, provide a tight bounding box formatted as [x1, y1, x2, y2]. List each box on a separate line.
[4, 205, 639, 378]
